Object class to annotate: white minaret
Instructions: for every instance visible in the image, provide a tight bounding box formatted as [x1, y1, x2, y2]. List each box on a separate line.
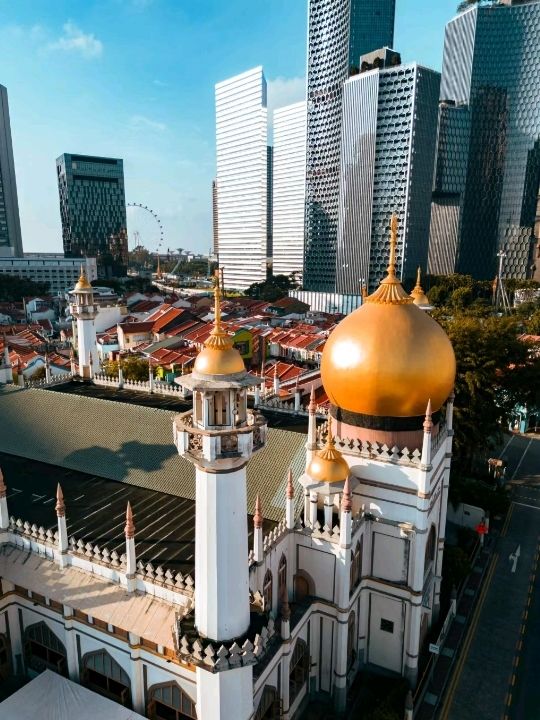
[173, 275, 265, 720]
[69, 266, 98, 378]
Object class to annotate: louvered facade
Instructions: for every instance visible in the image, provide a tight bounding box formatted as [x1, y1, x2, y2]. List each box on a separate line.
[0, 85, 23, 258]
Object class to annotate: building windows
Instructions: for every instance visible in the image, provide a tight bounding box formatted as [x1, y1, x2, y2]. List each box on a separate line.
[289, 638, 310, 704]
[254, 685, 280, 720]
[380, 619, 394, 634]
[81, 649, 131, 707]
[0, 634, 10, 680]
[263, 569, 273, 612]
[147, 682, 197, 720]
[24, 622, 67, 676]
[350, 537, 363, 590]
[425, 525, 437, 573]
[278, 555, 287, 603]
[347, 612, 356, 671]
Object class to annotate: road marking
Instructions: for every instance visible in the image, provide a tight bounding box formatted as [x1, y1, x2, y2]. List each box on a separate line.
[510, 439, 533, 481]
[499, 434, 516, 460]
[513, 502, 540, 511]
[439, 553, 499, 720]
[501, 504, 514, 537]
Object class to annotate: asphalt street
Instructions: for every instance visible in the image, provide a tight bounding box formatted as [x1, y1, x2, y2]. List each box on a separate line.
[443, 434, 540, 720]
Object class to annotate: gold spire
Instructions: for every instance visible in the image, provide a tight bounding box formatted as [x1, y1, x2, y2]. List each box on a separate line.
[74, 264, 92, 291]
[307, 435, 350, 484]
[254, 494, 263, 529]
[204, 270, 234, 352]
[410, 267, 431, 307]
[365, 214, 413, 306]
[286, 468, 294, 500]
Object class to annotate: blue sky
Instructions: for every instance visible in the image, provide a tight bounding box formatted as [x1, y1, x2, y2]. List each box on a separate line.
[0, 0, 459, 255]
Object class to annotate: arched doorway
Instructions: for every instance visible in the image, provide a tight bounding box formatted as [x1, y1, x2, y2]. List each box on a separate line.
[254, 685, 280, 720]
[81, 649, 131, 707]
[24, 622, 67, 676]
[147, 681, 197, 719]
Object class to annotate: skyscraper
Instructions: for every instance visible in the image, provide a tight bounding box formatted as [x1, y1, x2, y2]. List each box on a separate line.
[336, 59, 440, 294]
[215, 67, 268, 290]
[57, 154, 128, 277]
[0, 85, 23, 258]
[303, 0, 396, 292]
[212, 179, 219, 257]
[429, 0, 540, 280]
[272, 101, 307, 279]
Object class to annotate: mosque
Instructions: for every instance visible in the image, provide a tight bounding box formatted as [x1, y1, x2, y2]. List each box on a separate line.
[0, 218, 456, 718]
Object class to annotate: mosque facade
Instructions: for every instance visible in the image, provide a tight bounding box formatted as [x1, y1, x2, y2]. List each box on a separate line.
[0, 224, 456, 718]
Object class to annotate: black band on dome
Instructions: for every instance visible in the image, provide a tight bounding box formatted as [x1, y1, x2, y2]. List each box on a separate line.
[330, 405, 441, 431]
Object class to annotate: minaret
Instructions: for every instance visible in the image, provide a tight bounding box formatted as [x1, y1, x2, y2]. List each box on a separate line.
[174, 272, 265, 642]
[174, 273, 266, 720]
[305, 385, 318, 469]
[0, 467, 9, 530]
[1, 335, 13, 384]
[69, 266, 98, 378]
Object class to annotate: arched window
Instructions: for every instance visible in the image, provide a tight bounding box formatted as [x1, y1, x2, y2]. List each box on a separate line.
[0, 634, 10, 681]
[350, 537, 363, 591]
[24, 622, 67, 676]
[347, 612, 356, 671]
[148, 681, 197, 720]
[289, 639, 309, 704]
[278, 555, 287, 600]
[82, 649, 131, 707]
[254, 685, 280, 720]
[263, 569, 273, 612]
[425, 526, 437, 572]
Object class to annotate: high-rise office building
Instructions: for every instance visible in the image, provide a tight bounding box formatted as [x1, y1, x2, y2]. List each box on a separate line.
[215, 67, 268, 290]
[429, 0, 540, 280]
[0, 85, 23, 258]
[267, 145, 273, 260]
[212, 179, 219, 257]
[303, 0, 395, 292]
[336, 58, 440, 294]
[272, 102, 307, 279]
[56, 153, 128, 278]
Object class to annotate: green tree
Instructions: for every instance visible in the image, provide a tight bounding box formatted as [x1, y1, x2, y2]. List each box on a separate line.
[245, 274, 298, 301]
[0, 275, 50, 302]
[102, 356, 151, 382]
[526, 309, 540, 335]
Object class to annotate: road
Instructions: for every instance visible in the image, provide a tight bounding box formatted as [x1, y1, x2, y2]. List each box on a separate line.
[441, 434, 540, 720]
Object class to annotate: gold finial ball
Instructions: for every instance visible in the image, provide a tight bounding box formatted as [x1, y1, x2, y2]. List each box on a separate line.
[321, 302, 456, 418]
[307, 438, 350, 484]
[193, 345, 245, 376]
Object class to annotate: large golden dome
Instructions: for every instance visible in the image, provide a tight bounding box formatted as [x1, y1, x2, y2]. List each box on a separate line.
[193, 276, 245, 376]
[321, 217, 455, 418]
[74, 266, 92, 292]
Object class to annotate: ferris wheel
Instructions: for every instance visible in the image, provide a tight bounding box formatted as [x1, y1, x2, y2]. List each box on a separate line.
[127, 203, 165, 254]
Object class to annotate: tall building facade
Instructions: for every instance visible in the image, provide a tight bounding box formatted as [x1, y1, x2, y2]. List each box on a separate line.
[56, 154, 128, 278]
[429, 0, 540, 280]
[211, 179, 219, 257]
[272, 102, 307, 279]
[267, 146, 273, 260]
[336, 62, 440, 294]
[0, 85, 23, 258]
[303, 0, 395, 292]
[215, 67, 268, 290]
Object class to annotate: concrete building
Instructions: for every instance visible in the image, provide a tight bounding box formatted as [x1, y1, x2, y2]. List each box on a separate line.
[0, 84, 23, 258]
[428, 0, 540, 280]
[215, 67, 268, 290]
[272, 102, 307, 279]
[56, 153, 128, 278]
[0, 255, 97, 294]
[336, 58, 440, 293]
[69, 268, 99, 377]
[303, 0, 396, 292]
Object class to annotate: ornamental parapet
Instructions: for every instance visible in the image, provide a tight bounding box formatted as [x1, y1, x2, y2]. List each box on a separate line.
[173, 410, 267, 469]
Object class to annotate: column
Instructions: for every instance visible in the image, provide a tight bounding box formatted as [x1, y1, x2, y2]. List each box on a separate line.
[253, 495, 263, 563]
[334, 478, 352, 712]
[125, 502, 137, 593]
[0, 468, 9, 531]
[56, 484, 69, 568]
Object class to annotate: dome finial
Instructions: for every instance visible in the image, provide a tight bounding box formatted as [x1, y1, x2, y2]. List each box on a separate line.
[254, 494, 263, 529]
[410, 266, 431, 307]
[74, 264, 92, 291]
[365, 214, 413, 306]
[212, 269, 223, 334]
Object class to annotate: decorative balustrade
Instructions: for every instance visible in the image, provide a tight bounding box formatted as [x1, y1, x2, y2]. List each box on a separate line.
[25, 372, 73, 389]
[93, 373, 190, 398]
[174, 616, 277, 673]
[258, 396, 328, 417]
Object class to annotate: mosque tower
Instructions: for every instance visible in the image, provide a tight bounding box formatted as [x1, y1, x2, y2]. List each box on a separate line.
[70, 267, 99, 378]
[303, 215, 456, 688]
[173, 274, 265, 719]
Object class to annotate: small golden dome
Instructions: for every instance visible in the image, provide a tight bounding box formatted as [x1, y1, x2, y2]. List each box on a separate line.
[74, 266, 92, 291]
[410, 267, 431, 307]
[307, 436, 350, 484]
[193, 273, 245, 376]
[321, 216, 455, 418]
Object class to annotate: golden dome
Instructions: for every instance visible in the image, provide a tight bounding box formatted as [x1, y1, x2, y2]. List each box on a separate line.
[321, 216, 455, 418]
[410, 267, 431, 307]
[307, 436, 350, 484]
[193, 273, 245, 376]
[74, 266, 92, 291]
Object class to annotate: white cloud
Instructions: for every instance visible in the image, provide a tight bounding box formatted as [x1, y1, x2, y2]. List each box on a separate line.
[266, 76, 306, 117]
[48, 22, 103, 59]
[130, 114, 167, 132]
[153, 79, 168, 88]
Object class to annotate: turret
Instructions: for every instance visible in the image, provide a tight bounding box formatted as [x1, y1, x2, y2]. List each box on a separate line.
[69, 266, 98, 378]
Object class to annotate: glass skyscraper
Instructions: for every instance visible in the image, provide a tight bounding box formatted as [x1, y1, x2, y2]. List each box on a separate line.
[429, 0, 540, 280]
[56, 153, 128, 277]
[0, 85, 23, 258]
[336, 62, 440, 294]
[303, 0, 395, 292]
[215, 67, 268, 290]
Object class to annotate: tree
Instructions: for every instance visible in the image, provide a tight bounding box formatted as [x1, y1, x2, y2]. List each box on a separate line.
[102, 356, 151, 382]
[526, 309, 540, 335]
[245, 274, 298, 302]
[0, 275, 50, 302]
